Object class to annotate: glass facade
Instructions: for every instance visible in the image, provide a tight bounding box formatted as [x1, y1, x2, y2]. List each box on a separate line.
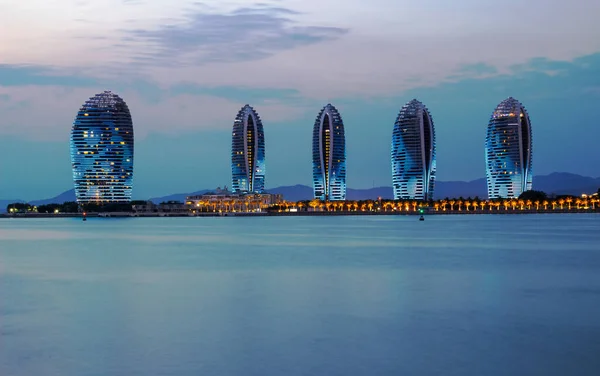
[231, 104, 265, 193]
[391, 99, 436, 200]
[485, 97, 533, 199]
[312, 104, 346, 201]
[70, 91, 134, 203]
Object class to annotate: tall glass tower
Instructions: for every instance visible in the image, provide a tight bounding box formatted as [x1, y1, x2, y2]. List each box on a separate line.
[312, 104, 346, 201]
[485, 97, 533, 199]
[391, 99, 436, 200]
[231, 104, 265, 193]
[70, 91, 134, 203]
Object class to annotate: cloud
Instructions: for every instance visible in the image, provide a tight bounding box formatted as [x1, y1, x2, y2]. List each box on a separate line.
[3, 0, 599, 99]
[120, 4, 348, 65]
[0, 83, 311, 140]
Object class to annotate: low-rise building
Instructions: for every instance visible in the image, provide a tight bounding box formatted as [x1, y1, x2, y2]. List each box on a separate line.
[132, 201, 157, 213]
[157, 201, 189, 214]
[186, 186, 283, 213]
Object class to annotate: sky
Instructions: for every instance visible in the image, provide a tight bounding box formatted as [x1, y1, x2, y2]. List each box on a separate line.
[1, 0, 599, 200]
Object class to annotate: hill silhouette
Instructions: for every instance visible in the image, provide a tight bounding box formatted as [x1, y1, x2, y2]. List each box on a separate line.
[2, 172, 598, 212]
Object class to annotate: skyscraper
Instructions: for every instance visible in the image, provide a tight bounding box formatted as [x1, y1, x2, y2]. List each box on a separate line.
[391, 99, 437, 200]
[231, 104, 265, 193]
[485, 97, 533, 199]
[312, 104, 346, 201]
[70, 91, 134, 203]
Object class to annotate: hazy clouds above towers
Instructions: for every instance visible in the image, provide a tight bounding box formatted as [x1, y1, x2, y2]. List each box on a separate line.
[121, 4, 348, 65]
[2, 0, 599, 98]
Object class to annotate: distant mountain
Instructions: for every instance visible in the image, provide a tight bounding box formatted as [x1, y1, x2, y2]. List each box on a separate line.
[30, 189, 76, 206]
[149, 190, 211, 204]
[2, 173, 598, 213]
[348, 187, 393, 200]
[533, 172, 600, 196]
[436, 178, 487, 199]
[433, 174, 600, 199]
[271, 180, 488, 201]
[267, 185, 313, 201]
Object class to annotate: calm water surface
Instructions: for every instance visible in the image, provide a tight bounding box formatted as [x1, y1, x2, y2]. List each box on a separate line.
[1, 214, 600, 375]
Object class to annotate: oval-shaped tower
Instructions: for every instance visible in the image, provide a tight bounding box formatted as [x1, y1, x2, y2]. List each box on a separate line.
[231, 104, 265, 193]
[70, 91, 134, 203]
[485, 97, 533, 199]
[391, 99, 436, 200]
[312, 104, 346, 201]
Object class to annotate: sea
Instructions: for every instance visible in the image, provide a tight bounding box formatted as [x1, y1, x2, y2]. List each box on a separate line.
[1, 214, 599, 376]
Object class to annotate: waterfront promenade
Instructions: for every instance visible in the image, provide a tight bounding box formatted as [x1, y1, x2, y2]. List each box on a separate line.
[2, 207, 598, 218]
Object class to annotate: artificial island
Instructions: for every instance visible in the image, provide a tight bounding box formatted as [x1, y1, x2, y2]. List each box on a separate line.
[3, 91, 599, 217]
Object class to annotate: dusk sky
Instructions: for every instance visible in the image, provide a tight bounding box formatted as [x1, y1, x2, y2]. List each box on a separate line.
[1, 0, 599, 200]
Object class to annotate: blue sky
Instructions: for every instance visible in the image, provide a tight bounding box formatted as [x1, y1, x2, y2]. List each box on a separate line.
[1, 0, 599, 200]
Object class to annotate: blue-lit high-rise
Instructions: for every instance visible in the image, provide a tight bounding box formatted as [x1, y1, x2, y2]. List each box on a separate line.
[231, 104, 265, 193]
[391, 99, 436, 200]
[312, 104, 346, 201]
[485, 97, 533, 199]
[70, 91, 134, 203]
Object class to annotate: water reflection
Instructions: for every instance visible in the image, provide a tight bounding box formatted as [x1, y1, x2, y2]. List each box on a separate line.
[1, 215, 600, 375]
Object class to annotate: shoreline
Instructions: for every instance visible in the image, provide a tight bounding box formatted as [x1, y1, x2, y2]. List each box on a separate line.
[1, 209, 598, 218]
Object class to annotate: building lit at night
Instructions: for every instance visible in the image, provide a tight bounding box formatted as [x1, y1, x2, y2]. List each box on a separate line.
[312, 104, 346, 201]
[231, 104, 265, 193]
[485, 97, 533, 199]
[70, 91, 134, 203]
[391, 99, 437, 200]
[186, 187, 282, 213]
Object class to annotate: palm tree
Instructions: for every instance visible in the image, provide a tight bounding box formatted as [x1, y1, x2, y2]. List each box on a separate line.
[558, 198, 565, 210]
[368, 202, 374, 212]
[534, 200, 540, 210]
[566, 197, 573, 210]
[510, 200, 517, 211]
[449, 200, 456, 211]
[526, 200, 532, 210]
[575, 198, 582, 209]
[480, 201, 486, 211]
[518, 199, 525, 210]
[457, 200, 463, 211]
[465, 201, 471, 211]
[433, 202, 440, 212]
[503, 200, 510, 211]
[472, 201, 479, 211]
[440, 199, 448, 211]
